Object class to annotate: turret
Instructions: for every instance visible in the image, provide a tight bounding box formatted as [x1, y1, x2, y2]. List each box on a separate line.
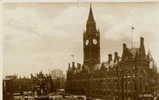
[68, 63, 71, 72]
[77, 63, 81, 68]
[139, 37, 146, 59]
[72, 62, 76, 71]
[77, 63, 82, 72]
[122, 43, 127, 60]
[68, 63, 71, 68]
[147, 49, 152, 61]
[122, 43, 133, 60]
[108, 54, 112, 64]
[140, 37, 144, 47]
[114, 52, 119, 63]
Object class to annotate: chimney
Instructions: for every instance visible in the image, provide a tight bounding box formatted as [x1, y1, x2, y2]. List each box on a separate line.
[140, 37, 144, 46]
[68, 63, 71, 70]
[72, 62, 75, 70]
[122, 43, 127, 60]
[114, 52, 119, 63]
[123, 43, 127, 50]
[108, 54, 112, 64]
[139, 37, 146, 58]
[77, 63, 81, 69]
[115, 52, 118, 56]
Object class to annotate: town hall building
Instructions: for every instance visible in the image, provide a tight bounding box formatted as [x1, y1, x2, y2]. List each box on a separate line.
[66, 5, 159, 100]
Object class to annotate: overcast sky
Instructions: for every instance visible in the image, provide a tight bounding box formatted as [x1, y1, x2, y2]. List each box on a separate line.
[3, 2, 159, 76]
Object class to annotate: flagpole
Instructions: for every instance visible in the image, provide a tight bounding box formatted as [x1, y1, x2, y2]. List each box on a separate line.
[131, 26, 135, 48]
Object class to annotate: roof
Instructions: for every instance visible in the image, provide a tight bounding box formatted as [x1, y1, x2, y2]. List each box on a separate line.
[128, 48, 139, 57]
[87, 4, 95, 22]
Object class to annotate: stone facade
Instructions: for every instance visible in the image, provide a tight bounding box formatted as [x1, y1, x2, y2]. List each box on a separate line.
[3, 72, 65, 99]
[66, 5, 159, 100]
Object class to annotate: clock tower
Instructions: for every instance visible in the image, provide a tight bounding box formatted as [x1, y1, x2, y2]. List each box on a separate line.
[83, 5, 100, 71]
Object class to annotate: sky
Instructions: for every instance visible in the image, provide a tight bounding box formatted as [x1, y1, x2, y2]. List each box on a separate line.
[3, 0, 159, 3]
[3, 2, 159, 77]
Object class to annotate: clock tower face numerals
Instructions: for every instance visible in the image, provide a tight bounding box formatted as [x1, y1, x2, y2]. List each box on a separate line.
[85, 40, 89, 46]
[93, 39, 97, 45]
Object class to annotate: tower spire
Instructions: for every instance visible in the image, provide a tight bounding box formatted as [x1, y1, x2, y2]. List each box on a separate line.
[84, 4, 100, 71]
[88, 3, 95, 22]
[86, 3, 96, 33]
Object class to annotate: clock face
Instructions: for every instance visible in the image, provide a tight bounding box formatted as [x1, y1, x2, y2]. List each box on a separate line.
[85, 40, 89, 45]
[93, 39, 97, 45]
